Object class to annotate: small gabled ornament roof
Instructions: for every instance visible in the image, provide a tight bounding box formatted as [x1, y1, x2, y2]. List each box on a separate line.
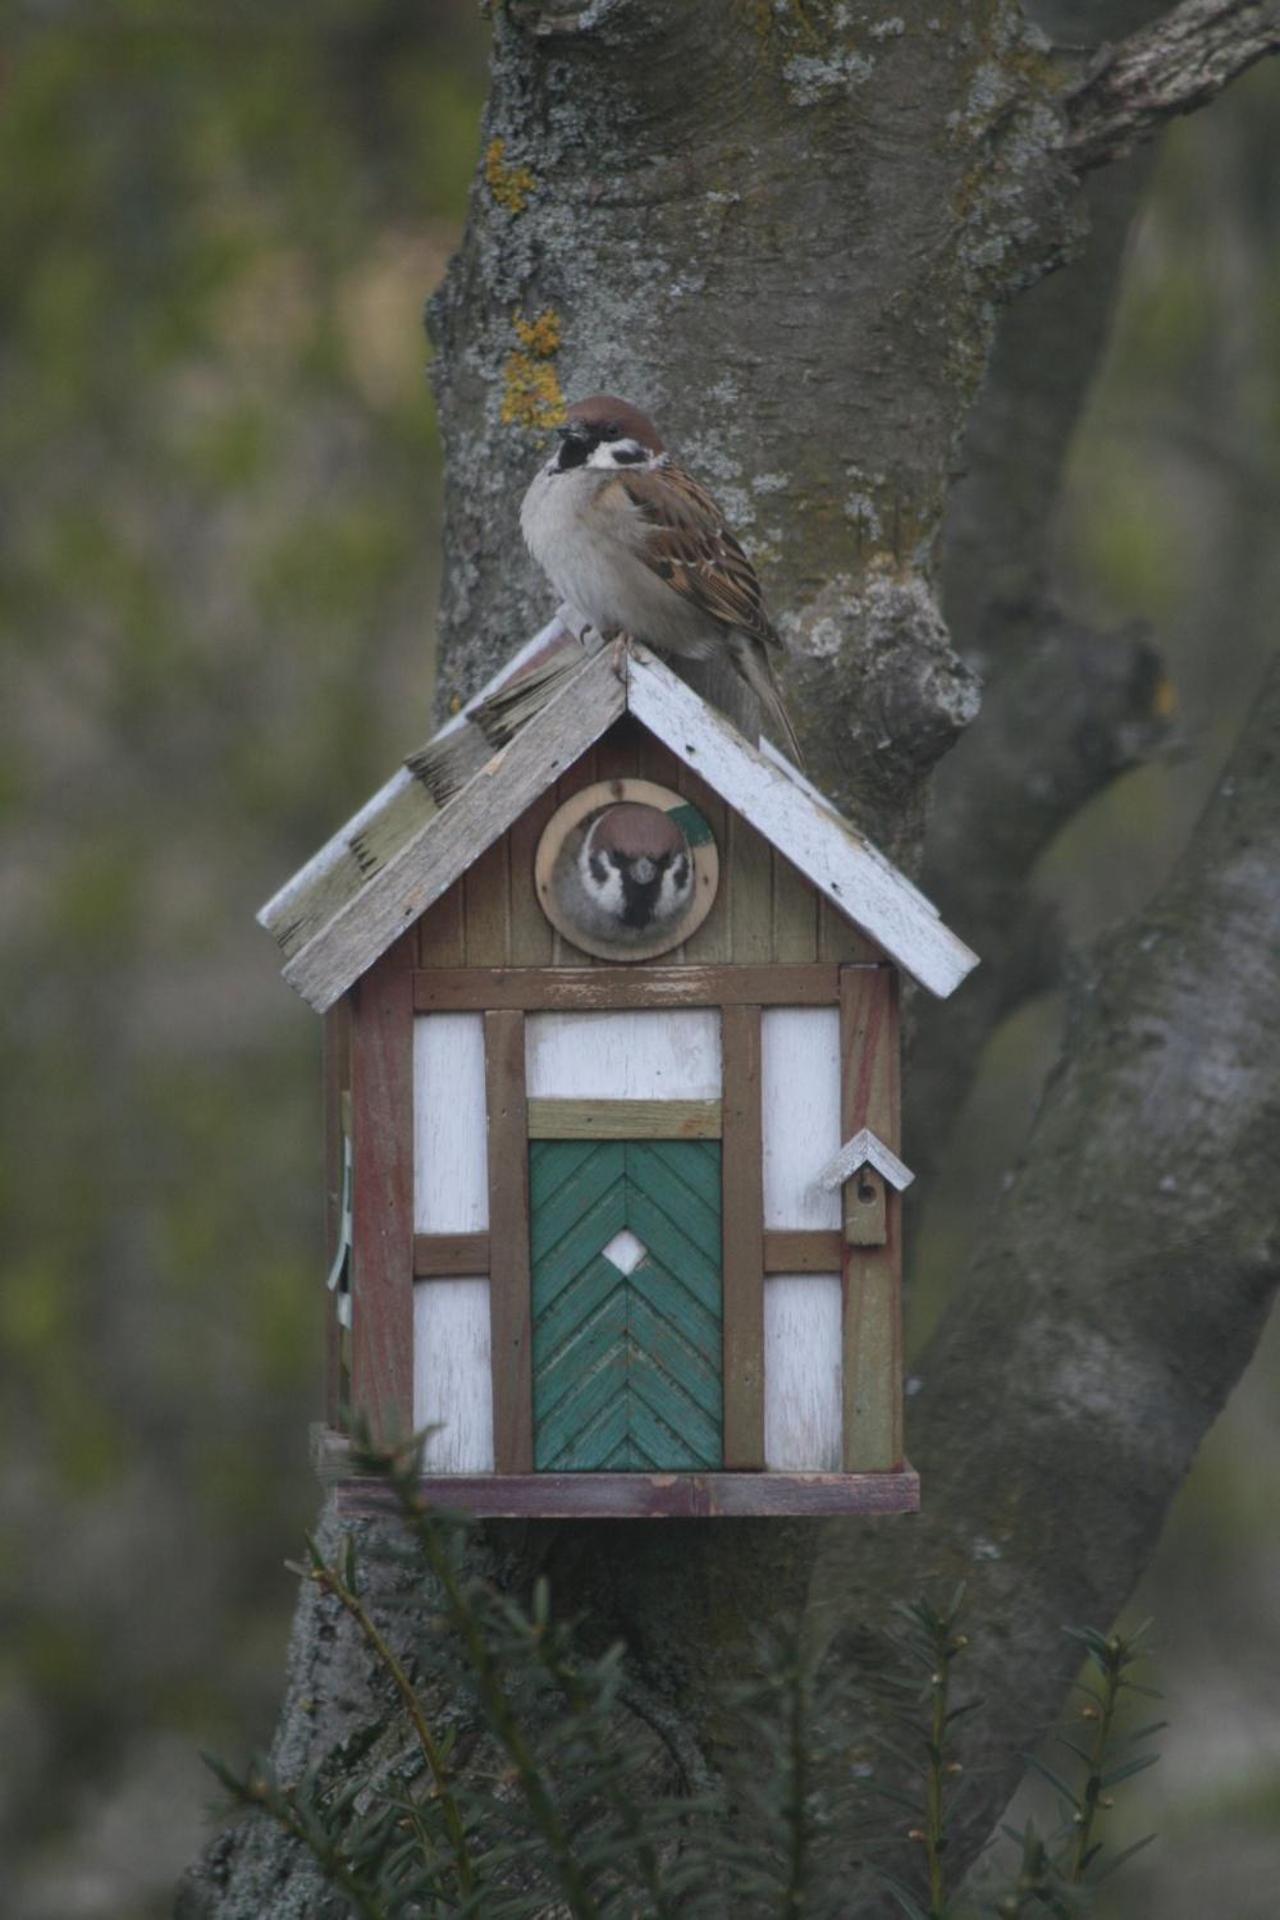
[258, 618, 979, 1013]
[817, 1128, 915, 1195]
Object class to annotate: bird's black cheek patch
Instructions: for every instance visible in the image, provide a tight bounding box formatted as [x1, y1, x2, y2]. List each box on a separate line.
[589, 852, 609, 884]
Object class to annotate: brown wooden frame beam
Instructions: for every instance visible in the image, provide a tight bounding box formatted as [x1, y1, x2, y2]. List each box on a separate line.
[333, 1466, 920, 1520]
[839, 965, 904, 1471]
[414, 963, 850, 1012]
[527, 1097, 721, 1139]
[349, 938, 415, 1443]
[763, 1229, 843, 1274]
[322, 1002, 351, 1427]
[414, 1232, 490, 1278]
[721, 1003, 765, 1467]
[484, 1009, 533, 1473]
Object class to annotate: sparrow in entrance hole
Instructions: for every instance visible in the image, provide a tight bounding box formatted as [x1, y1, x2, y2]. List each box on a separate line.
[520, 393, 805, 765]
[557, 804, 694, 944]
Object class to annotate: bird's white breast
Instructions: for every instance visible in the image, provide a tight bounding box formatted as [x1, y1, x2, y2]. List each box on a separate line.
[520, 465, 712, 655]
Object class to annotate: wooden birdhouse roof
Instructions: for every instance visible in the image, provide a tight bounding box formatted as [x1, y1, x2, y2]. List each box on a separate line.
[259, 619, 979, 1012]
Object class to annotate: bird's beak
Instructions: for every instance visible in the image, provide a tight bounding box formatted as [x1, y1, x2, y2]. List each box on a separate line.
[556, 421, 588, 442]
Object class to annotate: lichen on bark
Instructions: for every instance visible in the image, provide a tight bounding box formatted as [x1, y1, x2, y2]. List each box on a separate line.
[427, 0, 1081, 785]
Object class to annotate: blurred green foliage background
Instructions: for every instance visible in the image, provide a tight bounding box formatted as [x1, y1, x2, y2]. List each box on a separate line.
[0, 7, 1276, 1916]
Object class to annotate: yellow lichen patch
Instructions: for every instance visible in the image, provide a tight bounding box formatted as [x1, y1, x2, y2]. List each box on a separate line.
[501, 308, 566, 430]
[485, 138, 536, 214]
[513, 309, 561, 357]
[1154, 674, 1179, 719]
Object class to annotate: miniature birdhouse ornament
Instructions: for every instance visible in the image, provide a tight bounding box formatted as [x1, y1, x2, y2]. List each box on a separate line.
[259, 625, 978, 1518]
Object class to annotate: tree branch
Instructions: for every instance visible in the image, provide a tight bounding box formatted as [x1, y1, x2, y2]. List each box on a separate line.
[1065, 0, 1280, 171]
[911, 607, 1172, 1195]
[814, 650, 1280, 1908]
[920, 98, 1170, 1204]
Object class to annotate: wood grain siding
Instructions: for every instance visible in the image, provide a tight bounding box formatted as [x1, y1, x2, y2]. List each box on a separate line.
[508, 789, 557, 965]
[413, 1014, 488, 1231]
[525, 1008, 722, 1100]
[417, 878, 465, 966]
[409, 716, 881, 974]
[485, 1009, 533, 1472]
[763, 1276, 842, 1471]
[762, 1007, 842, 1229]
[550, 746, 598, 966]
[414, 1279, 495, 1471]
[594, 710, 644, 786]
[350, 937, 415, 1443]
[840, 966, 903, 1471]
[675, 759, 730, 963]
[761, 1006, 844, 1470]
[464, 837, 510, 966]
[729, 810, 774, 963]
[721, 1004, 765, 1467]
[415, 964, 845, 1012]
[322, 999, 351, 1427]
[773, 851, 819, 961]
[819, 898, 877, 963]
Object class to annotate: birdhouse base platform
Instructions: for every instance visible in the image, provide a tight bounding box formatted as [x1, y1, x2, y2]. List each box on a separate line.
[315, 1434, 918, 1519]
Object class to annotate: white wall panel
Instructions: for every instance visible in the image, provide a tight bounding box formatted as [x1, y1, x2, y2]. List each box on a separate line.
[764, 1275, 842, 1470]
[762, 1006, 841, 1227]
[526, 1009, 721, 1100]
[414, 1013, 488, 1231]
[414, 1279, 495, 1471]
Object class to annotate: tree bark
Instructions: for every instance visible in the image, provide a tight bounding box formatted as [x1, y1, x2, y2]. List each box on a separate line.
[915, 0, 1174, 1201]
[811, 647, 1280, 1901]
[427, 0, 1086, 854]
[178, 4, 1280, 1912]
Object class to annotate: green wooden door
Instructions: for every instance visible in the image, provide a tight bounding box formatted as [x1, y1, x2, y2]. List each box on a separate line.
[530, 1139, 723, 1471]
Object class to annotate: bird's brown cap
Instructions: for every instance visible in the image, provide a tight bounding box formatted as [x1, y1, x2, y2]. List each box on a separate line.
[564, 394, 665, 454]
[590, 803, 684, 859]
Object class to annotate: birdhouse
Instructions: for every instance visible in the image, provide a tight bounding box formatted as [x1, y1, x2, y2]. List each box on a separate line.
[259, 628, 978, 1518]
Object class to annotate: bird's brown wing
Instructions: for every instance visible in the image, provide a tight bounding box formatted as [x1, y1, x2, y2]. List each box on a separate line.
[616, 462, 783, 653]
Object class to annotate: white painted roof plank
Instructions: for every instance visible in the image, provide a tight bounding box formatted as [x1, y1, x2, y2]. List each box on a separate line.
[281, 645, 626, 1012]
[258, 628, 979, 1010]
[624, 648, 977, 999]
[816, 1127, 915, 1194]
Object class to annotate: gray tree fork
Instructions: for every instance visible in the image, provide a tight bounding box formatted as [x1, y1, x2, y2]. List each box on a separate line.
[178, 3, 1280, 1913]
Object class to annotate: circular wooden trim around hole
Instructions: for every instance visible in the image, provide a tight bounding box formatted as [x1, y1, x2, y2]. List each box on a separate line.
[534, 779, 720, 962]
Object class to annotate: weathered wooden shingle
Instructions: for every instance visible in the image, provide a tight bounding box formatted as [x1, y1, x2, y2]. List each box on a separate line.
[259, 634, 979, 1010]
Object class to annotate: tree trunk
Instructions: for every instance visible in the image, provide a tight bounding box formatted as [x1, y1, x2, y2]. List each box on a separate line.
[177, 4, 1280, 1913]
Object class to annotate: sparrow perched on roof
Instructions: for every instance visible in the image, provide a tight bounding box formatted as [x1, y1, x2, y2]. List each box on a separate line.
[554, 803, 694, 944]
[520, 394, 805, 765]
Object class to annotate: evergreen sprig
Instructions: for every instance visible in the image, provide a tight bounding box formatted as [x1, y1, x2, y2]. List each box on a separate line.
[208, 1441, 1164, 1919]
[1015, 1619, 1163, 1901]
[210, 1429, 722, 1917]
[867, 1595, 1162, 1920]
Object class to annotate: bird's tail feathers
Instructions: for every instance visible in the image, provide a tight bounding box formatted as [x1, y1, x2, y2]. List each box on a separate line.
[735, 639, 806, 770]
